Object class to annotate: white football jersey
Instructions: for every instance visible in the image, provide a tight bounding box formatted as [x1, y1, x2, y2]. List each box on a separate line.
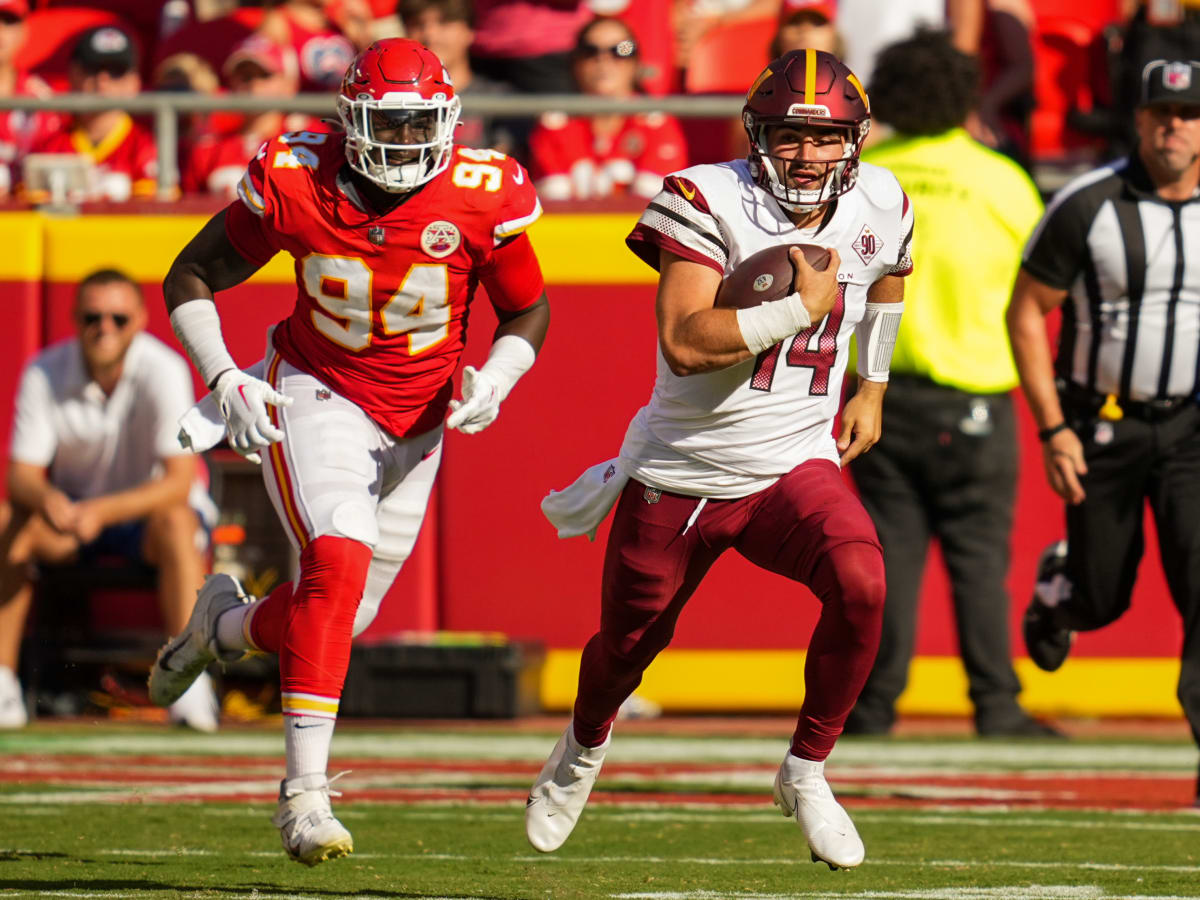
[619, 158, 913, 498]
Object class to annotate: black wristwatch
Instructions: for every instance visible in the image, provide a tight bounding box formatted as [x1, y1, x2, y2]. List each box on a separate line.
[1037, 422, 1069, 442]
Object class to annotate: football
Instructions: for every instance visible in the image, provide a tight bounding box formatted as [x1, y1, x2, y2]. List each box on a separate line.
[713, 243, 832, 310]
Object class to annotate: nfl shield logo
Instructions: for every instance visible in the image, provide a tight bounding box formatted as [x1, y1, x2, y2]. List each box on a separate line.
[367, 226, 385, 245]
[1164, 62, 1192, 91]
[643, 487, 661, 504]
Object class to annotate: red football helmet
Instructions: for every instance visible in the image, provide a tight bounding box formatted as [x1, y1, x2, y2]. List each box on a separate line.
[742, 49, 871, 212]
[337, 38, 461, 193]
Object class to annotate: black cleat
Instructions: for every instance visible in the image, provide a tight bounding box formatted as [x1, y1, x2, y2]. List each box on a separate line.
[976, 712, 1066, 739]
[1024, 541, 1075, 671]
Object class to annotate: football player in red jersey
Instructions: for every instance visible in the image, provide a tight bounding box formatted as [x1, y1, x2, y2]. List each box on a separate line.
[149, 38, 549, 866]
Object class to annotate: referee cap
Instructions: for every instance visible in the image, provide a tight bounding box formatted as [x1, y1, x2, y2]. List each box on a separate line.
[1140, 59, 1200, 107]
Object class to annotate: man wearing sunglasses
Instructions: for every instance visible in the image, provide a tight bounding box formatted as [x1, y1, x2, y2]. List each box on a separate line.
[24, 26, 157, 202]
[0, 269, 214, 731]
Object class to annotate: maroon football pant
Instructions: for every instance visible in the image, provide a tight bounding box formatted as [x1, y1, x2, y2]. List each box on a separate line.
[573, 459, 885, 760]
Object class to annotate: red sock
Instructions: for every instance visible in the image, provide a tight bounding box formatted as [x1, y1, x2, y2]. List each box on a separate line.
[278, 535, 373, 704]
[248, 581, 293, 653]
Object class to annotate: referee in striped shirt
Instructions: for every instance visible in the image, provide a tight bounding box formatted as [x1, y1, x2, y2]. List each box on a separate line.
[1008, 59, 1200, 801]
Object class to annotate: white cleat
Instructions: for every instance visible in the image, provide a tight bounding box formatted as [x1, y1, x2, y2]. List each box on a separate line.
[773, 752, 864, 870]
[148, 573, 251, 707]
[167, 669, 220, 733]
[271, 773, 354, 866]
[0, 666, 27, 729]
[525, 723, 609, 852]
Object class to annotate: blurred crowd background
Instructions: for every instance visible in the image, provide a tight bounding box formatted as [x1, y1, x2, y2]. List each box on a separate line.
[0, 0, 1185, 206]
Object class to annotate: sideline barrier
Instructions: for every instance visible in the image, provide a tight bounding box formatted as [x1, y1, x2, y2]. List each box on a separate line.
[0, 209, 1182, 718]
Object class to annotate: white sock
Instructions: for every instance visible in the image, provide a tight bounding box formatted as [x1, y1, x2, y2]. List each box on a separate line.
[214, 599, 261, 652]
[285, 715, 335, 780]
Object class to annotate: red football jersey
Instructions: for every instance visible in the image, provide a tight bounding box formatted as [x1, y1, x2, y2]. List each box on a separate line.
[30, 113, 157, 201]
[529, 112, 687, 201]
[224, 130, 544, 438]
[183, 116, 325, 197]
[0, 73, 62, 195]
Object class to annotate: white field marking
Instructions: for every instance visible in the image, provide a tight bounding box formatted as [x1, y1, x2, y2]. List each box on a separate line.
[28, 848, 1200, 875]
[11, 893, 500, 900]
[612, 891, 1200, 900]
[3, 732, 1196, 771]
[613, 890, 1106, 900]
[391, 808, 1200, 832]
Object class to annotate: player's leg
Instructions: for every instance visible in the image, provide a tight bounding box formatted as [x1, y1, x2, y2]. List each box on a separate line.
[846, 415, 931, 735]
[735, 460, 885, 869]
[351, 427, 442, 638]
[1024, 413, 1152, 671]
[140, 504, 218, 731]
[526, 480, 731, 852]
[0, 502, 82, 727]
[1146, 407, 1200, 804]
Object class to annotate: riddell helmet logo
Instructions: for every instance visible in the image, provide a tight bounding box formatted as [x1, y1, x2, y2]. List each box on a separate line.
[421, 221, 460, 258]
[852, 224, 882, 265]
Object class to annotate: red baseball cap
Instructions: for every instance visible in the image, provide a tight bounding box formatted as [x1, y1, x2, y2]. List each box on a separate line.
[0, 0, 29, 21]
[223, 34, 296, 80]
[779, 0, 836, 22]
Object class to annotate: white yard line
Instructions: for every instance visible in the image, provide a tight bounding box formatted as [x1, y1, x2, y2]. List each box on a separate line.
[2, 732, 1196, 771]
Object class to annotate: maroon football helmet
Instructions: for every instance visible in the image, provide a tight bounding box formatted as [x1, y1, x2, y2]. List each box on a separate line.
[337, 38, 461, 192]
[742, 49, 871, 212]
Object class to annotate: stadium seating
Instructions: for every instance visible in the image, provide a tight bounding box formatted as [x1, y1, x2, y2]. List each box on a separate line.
[14, 7, 143, 92]
[684, 16, 775, 95]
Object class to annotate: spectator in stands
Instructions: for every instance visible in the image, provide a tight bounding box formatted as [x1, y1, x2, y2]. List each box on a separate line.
[399, 0, 520, 155]
[528, 16, 687, 200]
[182, 35, 309, 198]
[844, 29, 1058, 738]
[258, 0, 362, 92]
[470, 0, 592, 94]
[769, 0, 840, 57]
[0, 269, 216, 731]
[153, 52, 222, 186]
[972, 0, 1035, 169]
[0, 0, 59, 198]
[25, 26, 158, 203]
[672, 0, 780, 74]
[836, 0, 984, 86]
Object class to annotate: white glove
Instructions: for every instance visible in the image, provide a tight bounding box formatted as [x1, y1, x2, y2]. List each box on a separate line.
[447, 366, 501, 434]
[213, 369, 293, 464]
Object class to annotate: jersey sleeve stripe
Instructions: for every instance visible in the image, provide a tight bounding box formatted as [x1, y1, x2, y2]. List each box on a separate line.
[494, 197, 543, 243]
[645, 201, 728, 256]
[627, 223, 725, 276]
[237, 171, 266, 216]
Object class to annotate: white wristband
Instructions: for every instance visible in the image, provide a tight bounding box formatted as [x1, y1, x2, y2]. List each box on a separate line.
[170, 299, 238, 389]
[735, 291, 812, 355]
[479, 334, 536, 401]
[855, 301, 904, 382]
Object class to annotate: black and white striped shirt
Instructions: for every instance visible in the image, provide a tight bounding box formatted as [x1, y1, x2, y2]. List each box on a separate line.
[1023, 155, 1200, 402]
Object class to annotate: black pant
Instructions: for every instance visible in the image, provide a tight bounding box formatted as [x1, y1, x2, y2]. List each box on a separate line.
[850, 377, 1023, 728]
[1056, 393, 1200, 747]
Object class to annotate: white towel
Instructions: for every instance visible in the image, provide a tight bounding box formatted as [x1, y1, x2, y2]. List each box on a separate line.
[177, 358, 266, 452]
[541, 458, 629, 541]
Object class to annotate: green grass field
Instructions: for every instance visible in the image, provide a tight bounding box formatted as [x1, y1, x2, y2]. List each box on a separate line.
[2, 721, 1199, 899]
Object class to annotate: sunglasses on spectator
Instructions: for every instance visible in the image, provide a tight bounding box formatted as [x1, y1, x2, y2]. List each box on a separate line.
[83, 63, 134, 78]
[80, 312, 130, 328]
[575, 39, 637, 61]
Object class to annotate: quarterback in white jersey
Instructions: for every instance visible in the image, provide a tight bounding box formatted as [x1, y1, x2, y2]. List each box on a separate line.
[623, 156, 912, 496]
[527, 50, 911, 870]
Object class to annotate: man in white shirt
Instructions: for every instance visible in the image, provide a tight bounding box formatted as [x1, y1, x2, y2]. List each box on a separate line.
[0, 268, 215, 730]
